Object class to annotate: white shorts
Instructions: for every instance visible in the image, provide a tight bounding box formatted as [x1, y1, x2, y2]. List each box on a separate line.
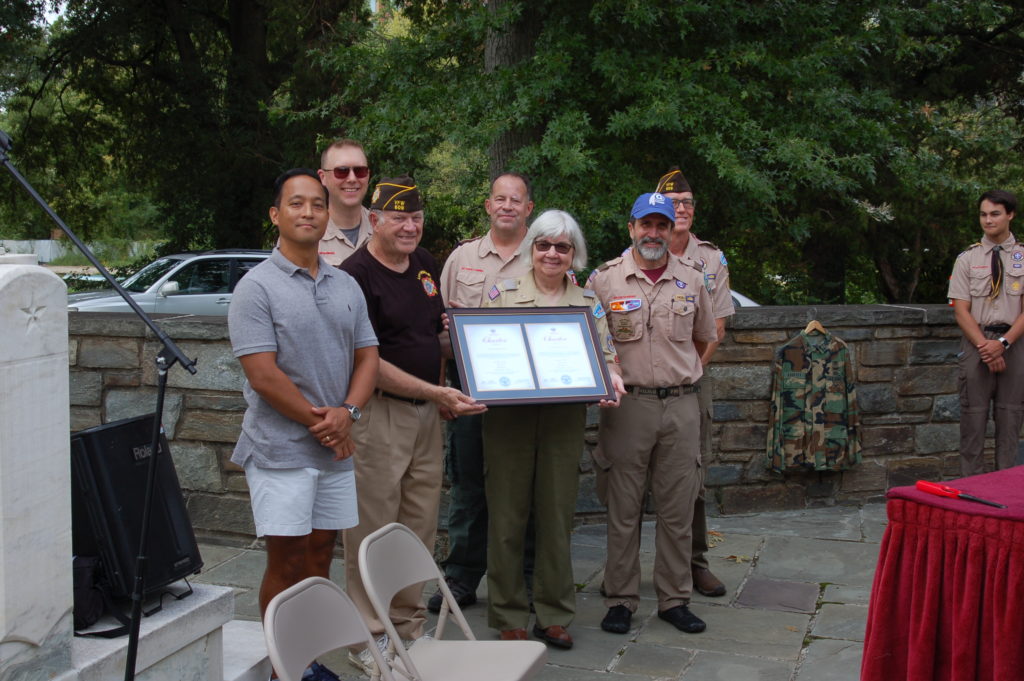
[244, 460, 358, 537]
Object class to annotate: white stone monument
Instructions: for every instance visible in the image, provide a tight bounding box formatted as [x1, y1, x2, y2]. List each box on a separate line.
[0, 254, 74, 679]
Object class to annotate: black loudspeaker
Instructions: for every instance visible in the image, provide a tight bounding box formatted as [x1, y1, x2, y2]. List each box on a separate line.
[71, 413, 203, 599]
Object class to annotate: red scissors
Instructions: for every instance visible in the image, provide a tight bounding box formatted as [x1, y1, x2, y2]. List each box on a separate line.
[916, 480, 1007, 509]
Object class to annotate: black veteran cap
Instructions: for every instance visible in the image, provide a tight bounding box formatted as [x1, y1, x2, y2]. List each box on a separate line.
[370, 175, 423, 212]
[655, 167, 691, 194]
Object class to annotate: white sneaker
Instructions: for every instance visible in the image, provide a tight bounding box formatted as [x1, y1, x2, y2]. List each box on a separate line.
[348, 634, 390, 678]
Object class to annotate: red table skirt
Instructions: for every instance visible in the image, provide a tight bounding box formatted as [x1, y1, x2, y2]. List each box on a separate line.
[861, 499, 1024, 681]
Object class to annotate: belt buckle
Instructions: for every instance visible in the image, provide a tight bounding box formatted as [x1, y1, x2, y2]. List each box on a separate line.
[656, 387, 670, 399]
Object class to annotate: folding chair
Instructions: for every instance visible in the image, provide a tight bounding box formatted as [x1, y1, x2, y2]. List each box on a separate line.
[263, 576, 396, 681]
[358, 522, 547, 681]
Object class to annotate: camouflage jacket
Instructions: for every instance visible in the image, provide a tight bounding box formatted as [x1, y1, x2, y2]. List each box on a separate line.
[767, 331, 861, 472]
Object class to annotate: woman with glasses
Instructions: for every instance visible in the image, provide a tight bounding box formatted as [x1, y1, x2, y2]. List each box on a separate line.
[481, 209, 625, 649]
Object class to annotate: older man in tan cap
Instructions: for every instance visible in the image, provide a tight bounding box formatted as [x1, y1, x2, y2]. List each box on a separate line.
[339, 175, 486, 675]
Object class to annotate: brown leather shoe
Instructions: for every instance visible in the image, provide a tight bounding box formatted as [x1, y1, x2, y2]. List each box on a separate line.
[500, 628, 528, 640]
[693, 566, 726, 597]
[532, 624, 573, 649]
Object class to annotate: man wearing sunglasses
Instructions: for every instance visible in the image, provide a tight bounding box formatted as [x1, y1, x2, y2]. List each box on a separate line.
[588, 191, 718, 637]
[429, 173, 535, 614]
[654, 167, 735, 599]
[317, 138, 373, 265]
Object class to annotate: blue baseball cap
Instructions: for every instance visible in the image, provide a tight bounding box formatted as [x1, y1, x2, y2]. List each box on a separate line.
[630, 192, 675, 222]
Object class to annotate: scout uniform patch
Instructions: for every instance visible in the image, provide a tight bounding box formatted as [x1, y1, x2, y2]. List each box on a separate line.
[419, 270, 438, 296]
[609, 297, 642, 312]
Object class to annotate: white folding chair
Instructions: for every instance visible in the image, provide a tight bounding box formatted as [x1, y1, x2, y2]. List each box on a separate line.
[358, 522, 548, 681]
[263, 576, 396, 681]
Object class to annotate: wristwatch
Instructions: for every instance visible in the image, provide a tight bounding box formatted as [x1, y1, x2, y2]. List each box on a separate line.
[342, 403, 362, 422]
[998, 337, 1011, 350]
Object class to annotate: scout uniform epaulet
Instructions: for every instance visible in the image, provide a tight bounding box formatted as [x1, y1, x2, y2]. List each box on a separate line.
[597, 256, 623, 272]
[680, 257, 703, 273]
[583, 288, 596, 298]
[456, 235, 484, 247]
[499, 278, 519, 291]
[957, 242, 982, 258]
[701, 239, 720, 251]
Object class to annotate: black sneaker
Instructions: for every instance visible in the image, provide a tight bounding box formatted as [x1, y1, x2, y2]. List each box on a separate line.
[658, 605, 706, 634]
[600, 605, 632, 634]
[427, 576, 477, 613]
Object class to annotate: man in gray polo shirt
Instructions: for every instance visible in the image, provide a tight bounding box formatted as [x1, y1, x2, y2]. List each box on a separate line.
[229, 168, 379, 681]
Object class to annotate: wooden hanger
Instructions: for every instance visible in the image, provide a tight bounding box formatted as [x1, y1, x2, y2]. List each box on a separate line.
[804, 319, 827, 335]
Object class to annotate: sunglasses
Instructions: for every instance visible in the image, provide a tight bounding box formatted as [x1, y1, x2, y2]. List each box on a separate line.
[534, 240, 573, 254]
[324, 166, 370, 179]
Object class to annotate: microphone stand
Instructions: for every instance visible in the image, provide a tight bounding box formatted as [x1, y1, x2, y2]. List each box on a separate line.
[0, 129, 197, 681]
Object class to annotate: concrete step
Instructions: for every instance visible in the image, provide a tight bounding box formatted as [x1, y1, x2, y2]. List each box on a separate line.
[223, 619, 270, 681]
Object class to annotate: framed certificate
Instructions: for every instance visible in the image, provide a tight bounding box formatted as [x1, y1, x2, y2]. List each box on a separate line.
[448, 307, 616, 406]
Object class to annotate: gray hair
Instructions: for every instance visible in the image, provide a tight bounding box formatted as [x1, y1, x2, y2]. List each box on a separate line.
[518, 209, 588, 271]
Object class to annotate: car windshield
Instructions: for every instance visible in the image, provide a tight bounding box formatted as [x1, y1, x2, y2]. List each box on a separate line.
[122, 258, 180, 292]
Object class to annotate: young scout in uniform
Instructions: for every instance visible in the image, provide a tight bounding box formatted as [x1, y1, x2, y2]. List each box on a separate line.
[948, 189, 1024, 475]
[655, 167, 735, 597]
[429, 173, 534, 612]
[317, 138, 373, 265]
[339, 176, 486, 674]
[588, 192, 718, 636]
[229, 168, 380, 681]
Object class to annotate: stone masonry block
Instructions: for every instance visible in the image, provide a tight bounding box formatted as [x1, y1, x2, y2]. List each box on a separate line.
[705, 465, 743, 486]
[874, 328, 928, 339]
[186, 394, 248, 411]
[711, 345, 774, 363]
[931, 394, 960, 422]
[224, 473, 249, 494]
[708, 365, 772, 400]
[859, 341, 908, 366]
[187, 493, 255, 537]
[858, 384, 897, 413]
[861, 425, 914, 455]
[898, 397, 933, 413]
[77, 337, 140, 369]
[887, 457, 942, 489]
[68, 338, 78, 366]
[857, 367, 894, 382]
[105, 388, 184, 439]
[909, 340, 960, 365]
[712, 402, 742, 421]
[177, 409, 244, 443]
[840, 462, 886, 493]
[915, 423, 961, 454]
[720, 423, 769, 451]
[170, 440, 224, 493]
[732, 330, 789, 344]
[575, 473, 603, 514]
[70, 406, 101, 432]
[142, 341, 245, 392]
[896, 366, 957, 395]
[719, 484, 804, 514]
[833, 328, 874, 341]
[103, 370, 141, 387]
[69, 371, 102, 406]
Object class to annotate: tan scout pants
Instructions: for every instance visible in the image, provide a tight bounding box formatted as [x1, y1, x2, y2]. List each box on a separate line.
[958, 335, 1024, 476]
[594, 391, 701, 611]
[692, 376, 712, 570]
[343, 394, 443, 639]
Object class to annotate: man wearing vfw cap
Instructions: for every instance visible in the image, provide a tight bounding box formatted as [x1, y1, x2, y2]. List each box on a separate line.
[655, 167, 735, 598]
[317, 138, 373, 265]
[948, 189, 1024, 475]
[587, 192, 718, 636]
[339, 176, 486, 674]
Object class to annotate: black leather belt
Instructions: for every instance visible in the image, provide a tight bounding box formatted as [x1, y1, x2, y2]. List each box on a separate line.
[984, 324, 1011, 334]
[624, 384, 700, 398]
[379, 391, 428, 406]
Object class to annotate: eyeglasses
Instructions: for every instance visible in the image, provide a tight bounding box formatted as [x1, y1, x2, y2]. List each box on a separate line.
[671, 198, 697, 209]
[324, 166, 370, 179]
[534, 240, 573, 254]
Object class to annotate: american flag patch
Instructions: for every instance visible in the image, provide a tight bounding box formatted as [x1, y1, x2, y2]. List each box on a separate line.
[488, 285, 500, 300]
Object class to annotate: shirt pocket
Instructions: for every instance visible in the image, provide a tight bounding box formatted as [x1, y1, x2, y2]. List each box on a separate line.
[968, 270, 992, 297]
[1005, 269, 1024, 296]
[609, 309, 643, 343]
[454, 268, 486, 305]
[668, 298, 695, 342]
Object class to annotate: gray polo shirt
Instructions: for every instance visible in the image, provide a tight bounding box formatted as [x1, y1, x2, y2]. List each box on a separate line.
[228, 248, 377, 471]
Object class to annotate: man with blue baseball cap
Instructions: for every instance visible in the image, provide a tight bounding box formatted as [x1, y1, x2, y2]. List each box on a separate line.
[586, 191, 718, 636]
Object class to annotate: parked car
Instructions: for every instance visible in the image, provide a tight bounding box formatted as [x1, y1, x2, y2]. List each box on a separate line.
[732, 290, 760, 307]
[67, 250, 270, 316]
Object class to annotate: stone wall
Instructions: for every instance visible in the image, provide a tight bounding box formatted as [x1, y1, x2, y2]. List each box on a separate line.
[69, 304, 975, 542]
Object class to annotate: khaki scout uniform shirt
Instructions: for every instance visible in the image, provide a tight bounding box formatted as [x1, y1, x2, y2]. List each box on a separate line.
[947, 233, 1024, 327]
[440, 232, 530, 307]
[484, 272, 616, 365]
[681, 234, 736, 319]
[588, 254, 717, 387]
[317, 206, 373, 266]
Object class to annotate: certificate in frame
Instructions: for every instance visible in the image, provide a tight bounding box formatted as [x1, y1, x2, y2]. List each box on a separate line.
[448, 306, 615, 406]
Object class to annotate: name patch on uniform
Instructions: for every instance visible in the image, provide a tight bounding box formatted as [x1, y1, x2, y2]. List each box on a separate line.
[1015, 264, 1022, 269]
[675, 280, 687, 289]
[592, 302, 606, 319]
[706, 273, 717, 280]
[419, 270, 438, 297]
[609, 297, 642, 312]
[461, 266, 484, 272]
[488, 284, 501, 300]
